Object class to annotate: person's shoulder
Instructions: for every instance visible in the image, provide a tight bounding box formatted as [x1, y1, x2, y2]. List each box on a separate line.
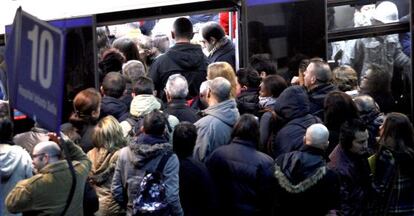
[17, 173, 44, 188]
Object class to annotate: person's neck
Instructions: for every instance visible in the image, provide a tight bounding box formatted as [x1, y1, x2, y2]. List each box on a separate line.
[174, 38, 191, 44]
[208, 98, 220, 107]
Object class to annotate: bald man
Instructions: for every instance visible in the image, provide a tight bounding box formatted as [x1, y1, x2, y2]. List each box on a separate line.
[6, 138, 92, 215]
[304, 123, 330, 150]
[273, 123, 340, 215]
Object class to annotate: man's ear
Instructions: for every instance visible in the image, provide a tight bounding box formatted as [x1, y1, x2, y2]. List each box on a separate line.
[131, 92, 136, 98]
[171, 31, 175, 40]
[100, 86, 104, 95]
[140, 126, 145, 133]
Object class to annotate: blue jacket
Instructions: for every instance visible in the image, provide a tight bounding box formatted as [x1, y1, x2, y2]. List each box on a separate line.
[206, 138, 274, 216]
[111, 134, 183, 216]
[100, 96, 129, 122]
[273, 146, 340, 215]
[208, 38, 236, 69]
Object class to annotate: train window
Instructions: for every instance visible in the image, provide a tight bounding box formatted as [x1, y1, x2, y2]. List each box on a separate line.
[328, 1, 410, 31]
[245, 0, 326, 82]
[327, 0, 412, 116]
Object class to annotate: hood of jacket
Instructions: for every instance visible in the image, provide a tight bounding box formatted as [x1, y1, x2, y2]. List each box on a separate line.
[128, 134, 172, 168]
[101, 96, 128, 119]
[88, 148, 120, 185]
[275, 86, 310, 121]
[166, 43, 206, 70]
[130, 94, 161, 117]
[204, 99, 239, 126]
[0, 144, 26, 180]
[274, 146, 328, 193]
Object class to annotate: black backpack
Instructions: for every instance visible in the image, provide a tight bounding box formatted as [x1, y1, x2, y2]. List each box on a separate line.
[132, 153, 172, 216]
[126, 113, 173, 141]
[125, 115, 145, 138]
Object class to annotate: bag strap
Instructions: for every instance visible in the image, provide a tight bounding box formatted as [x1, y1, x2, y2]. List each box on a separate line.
[156, 153, 173, 173]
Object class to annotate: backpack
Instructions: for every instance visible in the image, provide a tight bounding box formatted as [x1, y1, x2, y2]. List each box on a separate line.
[125, 115, 145, 138]
[126, 113, 173, 140]
[133, 153, 172, 216]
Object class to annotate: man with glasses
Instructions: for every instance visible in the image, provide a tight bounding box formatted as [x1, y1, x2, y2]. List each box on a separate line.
[6, 137, 92, 216]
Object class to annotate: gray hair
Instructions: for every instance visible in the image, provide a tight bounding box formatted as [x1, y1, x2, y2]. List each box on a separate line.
[166, 74, 189, 99]
[209, 77, 231, 102]
[199, 81, 209, 96]
[122, 60, 146, 83]
[305, 123, 329, 150]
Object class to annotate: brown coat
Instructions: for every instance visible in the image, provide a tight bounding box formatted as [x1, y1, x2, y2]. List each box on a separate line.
[87, 148, 124, 216]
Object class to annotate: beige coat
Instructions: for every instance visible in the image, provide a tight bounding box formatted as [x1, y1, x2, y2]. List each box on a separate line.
[87, 148, 124, 216]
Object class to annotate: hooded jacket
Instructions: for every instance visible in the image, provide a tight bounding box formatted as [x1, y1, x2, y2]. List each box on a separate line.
[111, 134, 183, 216]
[273, 146, 340, 215]
[193, 99, 239, 162]
[149, 43, 208, 99]
[1, 144, 33, 216]
[87, 148, 124, 216]
[272, 86, 321, 158]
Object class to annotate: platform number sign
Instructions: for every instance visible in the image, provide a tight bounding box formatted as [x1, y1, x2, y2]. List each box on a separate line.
[5, 8, 65, 132]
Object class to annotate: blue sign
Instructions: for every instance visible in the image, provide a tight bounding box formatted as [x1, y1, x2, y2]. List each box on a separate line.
[5, 8, 65, 132]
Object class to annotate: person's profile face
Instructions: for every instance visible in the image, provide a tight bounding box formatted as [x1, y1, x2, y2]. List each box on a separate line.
[350, 130, 369, 156]
[31, 149, 47, 173]
[304, 63, 315, 88]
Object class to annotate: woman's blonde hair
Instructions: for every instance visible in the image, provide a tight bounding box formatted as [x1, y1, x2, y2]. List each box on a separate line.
[207, 62, 237, 98]
[92, 116, 127, 151]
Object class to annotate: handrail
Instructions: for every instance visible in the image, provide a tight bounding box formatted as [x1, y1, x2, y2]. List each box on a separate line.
[327, 21, 410, 42]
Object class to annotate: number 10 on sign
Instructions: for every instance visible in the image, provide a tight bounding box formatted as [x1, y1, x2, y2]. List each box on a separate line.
[27, 25, 54, 89]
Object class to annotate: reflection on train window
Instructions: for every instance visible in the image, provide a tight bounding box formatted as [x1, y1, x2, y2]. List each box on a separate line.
[329, 31, 411, 114]
[97, 12, 236, 75]
[246, 0, 325, 83]
[328, 0, 410, 31]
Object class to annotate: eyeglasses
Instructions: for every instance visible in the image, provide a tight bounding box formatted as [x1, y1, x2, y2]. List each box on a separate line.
[31, 153, 60, 159]
[31, 153, 46, 159]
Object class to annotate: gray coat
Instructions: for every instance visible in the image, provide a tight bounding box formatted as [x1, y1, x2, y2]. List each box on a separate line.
[111, 134, 183, 216]
[193, 99, 239, 162]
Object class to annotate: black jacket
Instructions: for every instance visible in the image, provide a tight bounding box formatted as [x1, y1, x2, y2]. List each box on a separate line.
[236, 88, 260, 116]
[100, 96, 129, 122]
[308, 83, 337, 120]
[272, 86, 321, 158]
[208, 39, 236, 69]
[166, 99, 199, 123]
[178, 157, 218, 216]
[149, 43, 208, 100]
[206, 138, 274, 216]
[272, 146, 340, 216]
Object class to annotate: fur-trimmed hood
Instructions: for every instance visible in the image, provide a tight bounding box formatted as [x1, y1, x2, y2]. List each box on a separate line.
[274, 147, 328, 193]
[128, 134, 172, 168]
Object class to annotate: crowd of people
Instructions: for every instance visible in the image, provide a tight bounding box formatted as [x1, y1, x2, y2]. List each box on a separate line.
[1, 15, 414, 216]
